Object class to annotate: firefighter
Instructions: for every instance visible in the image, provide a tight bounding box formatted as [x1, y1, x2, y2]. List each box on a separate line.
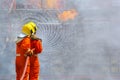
[15, 23, 35, 80]
[28, 21, 43, 80]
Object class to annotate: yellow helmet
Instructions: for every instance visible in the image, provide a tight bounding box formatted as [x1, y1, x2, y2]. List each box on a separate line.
[27, 21, 38, 32]
[22, 23, 35, 36]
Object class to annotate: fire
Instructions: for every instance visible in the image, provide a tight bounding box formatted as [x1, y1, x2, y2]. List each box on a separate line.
[58, 9, 78, 21]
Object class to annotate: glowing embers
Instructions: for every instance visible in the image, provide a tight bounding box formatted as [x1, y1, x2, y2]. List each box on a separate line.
[58, 9, 78, 22]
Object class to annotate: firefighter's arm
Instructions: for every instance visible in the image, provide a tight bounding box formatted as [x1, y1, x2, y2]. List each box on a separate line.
[20, 37, 33, 56]
[34, 40, 43, 54]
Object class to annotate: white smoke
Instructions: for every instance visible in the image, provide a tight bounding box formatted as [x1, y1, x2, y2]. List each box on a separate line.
[0, 0, 120, 80]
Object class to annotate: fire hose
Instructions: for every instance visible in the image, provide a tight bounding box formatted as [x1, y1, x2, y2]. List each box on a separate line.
[20, 49, 34, 80]
[20, 56, 30, 80]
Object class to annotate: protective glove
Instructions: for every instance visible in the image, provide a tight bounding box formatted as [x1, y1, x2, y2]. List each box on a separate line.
[25, 48, 35, 56]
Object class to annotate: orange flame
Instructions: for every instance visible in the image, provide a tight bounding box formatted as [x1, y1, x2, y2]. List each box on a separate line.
[58, 9, 78, 21]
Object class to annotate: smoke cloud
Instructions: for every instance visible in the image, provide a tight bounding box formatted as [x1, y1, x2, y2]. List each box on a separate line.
[0, 0, 120, 80]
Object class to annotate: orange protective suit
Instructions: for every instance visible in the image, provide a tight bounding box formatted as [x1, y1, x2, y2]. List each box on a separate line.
[29, 37, 43, 80]
[16, 36, 31, 80]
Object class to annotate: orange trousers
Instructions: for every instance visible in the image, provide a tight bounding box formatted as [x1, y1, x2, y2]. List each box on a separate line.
[16, 55, 30, 80]
[29, 55, 40, 80]
[16, 55, 40, 80]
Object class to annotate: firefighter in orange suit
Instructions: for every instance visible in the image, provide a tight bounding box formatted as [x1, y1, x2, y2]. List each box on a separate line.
[28, 22, 43, 80]
[15, 23, 35, 80]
